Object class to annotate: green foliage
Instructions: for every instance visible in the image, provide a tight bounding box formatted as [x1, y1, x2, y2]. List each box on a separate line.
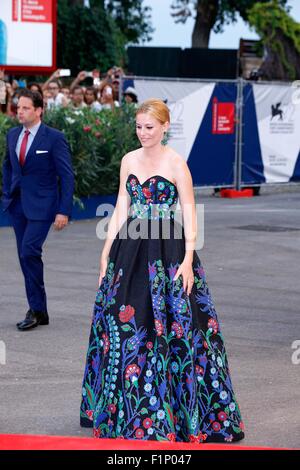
[171, 0, 289, 34]
[248, 0, 300, 80]
[105, 0, 154, 43]
[0, 106, 140, 199]
[57, 0, 127, 73]
[217, 0, 288, 30]
[0, 113, 17, 197]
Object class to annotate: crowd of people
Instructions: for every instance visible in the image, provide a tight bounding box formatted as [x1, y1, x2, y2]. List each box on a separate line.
[0, 66, 138, 116]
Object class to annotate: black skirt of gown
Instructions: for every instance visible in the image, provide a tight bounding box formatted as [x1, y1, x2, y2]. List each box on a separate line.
[80, 174, 245, 443]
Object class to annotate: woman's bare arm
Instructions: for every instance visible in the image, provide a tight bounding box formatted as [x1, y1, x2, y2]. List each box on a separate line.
[100, 154, 131, 262]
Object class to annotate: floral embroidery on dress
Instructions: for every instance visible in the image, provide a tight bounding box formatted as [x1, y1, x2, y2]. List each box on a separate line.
[81, 257, 244, 442]
[126, 174, 178, 220]
[80, 174, 245, 443]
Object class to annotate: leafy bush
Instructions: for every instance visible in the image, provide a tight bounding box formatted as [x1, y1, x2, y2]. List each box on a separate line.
[248, 0, 300, 80]
[0, 105, 140, 199]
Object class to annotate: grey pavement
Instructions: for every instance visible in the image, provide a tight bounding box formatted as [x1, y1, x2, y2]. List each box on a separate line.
[0, 189, 300, 448]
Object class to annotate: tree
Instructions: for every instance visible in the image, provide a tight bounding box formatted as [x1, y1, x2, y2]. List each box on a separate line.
[171, 0, 289, 48]
[57, 0, 126, 73]
[105, 0, 154, 43]
[247, 1, 300, 80]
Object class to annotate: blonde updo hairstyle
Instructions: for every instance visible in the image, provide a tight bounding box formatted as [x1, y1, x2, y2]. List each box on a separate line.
[136, 98, 170, 125]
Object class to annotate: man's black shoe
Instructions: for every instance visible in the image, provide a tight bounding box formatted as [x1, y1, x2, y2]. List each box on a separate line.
[17, 309, 49, 331]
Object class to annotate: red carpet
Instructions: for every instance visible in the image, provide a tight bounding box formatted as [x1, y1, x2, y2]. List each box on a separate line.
[0, 434, 283, 450]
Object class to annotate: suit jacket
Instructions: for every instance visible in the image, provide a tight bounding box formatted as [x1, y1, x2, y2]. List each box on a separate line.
[2, 122, 75, 220]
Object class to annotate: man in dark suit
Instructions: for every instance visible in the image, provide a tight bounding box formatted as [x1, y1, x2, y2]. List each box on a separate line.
[2, 88, 74, 331]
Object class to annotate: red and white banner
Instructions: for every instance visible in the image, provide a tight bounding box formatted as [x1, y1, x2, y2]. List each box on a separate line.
[212, 97, 235, 134]
[0, 0, 56, 71]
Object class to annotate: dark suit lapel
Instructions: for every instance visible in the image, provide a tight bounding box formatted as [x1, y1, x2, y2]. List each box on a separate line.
[24, 123, 46, 166]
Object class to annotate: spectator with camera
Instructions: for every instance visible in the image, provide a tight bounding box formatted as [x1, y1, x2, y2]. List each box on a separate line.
[98, 66, 123, 101]
[100, 84, 119, 110]
[43, 69, 68, 109]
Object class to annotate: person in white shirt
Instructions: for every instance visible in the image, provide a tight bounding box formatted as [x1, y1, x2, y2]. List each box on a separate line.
[100, 84, 119, 110]
[84, 87, 102, 111]
[46, 80, 68, 109]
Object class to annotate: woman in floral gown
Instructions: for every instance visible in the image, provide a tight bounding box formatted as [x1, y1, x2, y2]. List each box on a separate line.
[80, 98, 245, 443]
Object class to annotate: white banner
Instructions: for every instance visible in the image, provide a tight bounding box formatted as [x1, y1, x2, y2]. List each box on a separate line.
[133, 79, 215, 160]
[253, 83, 300, 183]
[0, 0, 54, 67]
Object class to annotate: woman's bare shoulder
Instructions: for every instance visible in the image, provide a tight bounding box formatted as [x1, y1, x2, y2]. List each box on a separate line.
[167, 147, 188, 170]
[121, 148, 142, 168]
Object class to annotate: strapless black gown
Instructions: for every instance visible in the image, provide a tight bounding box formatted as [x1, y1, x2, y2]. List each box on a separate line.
[80, 174, 245, 443]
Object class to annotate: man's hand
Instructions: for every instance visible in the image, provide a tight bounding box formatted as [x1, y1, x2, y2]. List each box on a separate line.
[53, 214, 69, 231]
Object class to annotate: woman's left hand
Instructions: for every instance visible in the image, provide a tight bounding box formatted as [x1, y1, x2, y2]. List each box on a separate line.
[173, 260, 194, 295]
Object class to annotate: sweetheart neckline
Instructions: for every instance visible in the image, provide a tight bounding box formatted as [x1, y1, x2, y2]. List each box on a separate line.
[127, 173, 177, 188]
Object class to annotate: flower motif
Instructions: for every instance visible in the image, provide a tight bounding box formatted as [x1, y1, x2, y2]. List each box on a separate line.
[167, 433, 176, 442]
[143, 417, 153, 429]
[155, 319, 164, 336]
[171, 321, 184, 339]
[208, 318, 218, 334]
[107, 404, 117, 414]
[135, 428, 144, 439]
[217, 357, 223, 367]
[93, 428, 101, 438]
[157, 182, 165, 190]
[188, 433, 207, 443]
[149, 396, 157, 406]
[125, 363, 141, 381]
[212, 421, 221, 432]
[157, 410, 165, 420]
[86, 410, 93, 420]
[102, 333, 110, 355]
[195, 365, 204, 376]
[218, 411, 227, 422]
[142, 187, 152, 198]
[146, 341, 153, 349]
[119, 305, 135, 323]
